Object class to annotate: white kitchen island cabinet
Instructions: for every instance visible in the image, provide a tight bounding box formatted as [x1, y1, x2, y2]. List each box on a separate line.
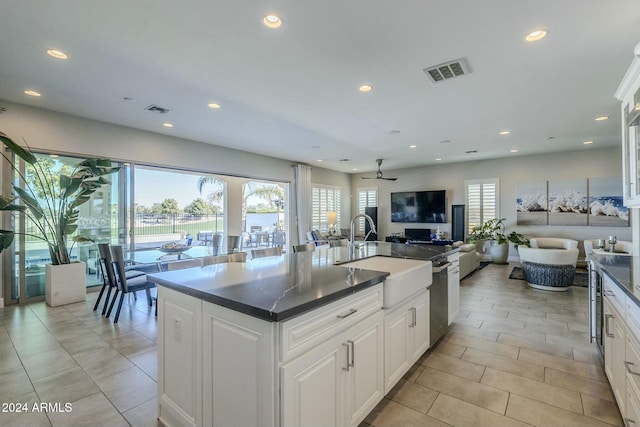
[151, 243, 455, 427]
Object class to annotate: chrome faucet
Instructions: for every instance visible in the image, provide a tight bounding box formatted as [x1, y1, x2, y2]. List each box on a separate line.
[350, 213, 377, 248]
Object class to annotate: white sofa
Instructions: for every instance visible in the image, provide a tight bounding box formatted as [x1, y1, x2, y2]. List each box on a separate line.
[518, 238, 579, 292]
[453, 242, 480, 279]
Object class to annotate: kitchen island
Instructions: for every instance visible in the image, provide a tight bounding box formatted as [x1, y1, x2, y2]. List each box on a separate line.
[148, 242, 456, 427]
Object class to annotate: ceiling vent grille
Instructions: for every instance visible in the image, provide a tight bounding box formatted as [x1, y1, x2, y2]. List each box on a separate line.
[423, 58, 471, 83]
[145, 104, 170, 114]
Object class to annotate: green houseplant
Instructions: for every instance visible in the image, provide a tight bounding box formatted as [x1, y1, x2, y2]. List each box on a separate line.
[0, 131, 119, 305]
[468, 218, 529, 264]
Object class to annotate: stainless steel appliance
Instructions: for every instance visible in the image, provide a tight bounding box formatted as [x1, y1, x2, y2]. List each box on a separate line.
[588, 260, 603, 354]
[430, 259, 450, 346]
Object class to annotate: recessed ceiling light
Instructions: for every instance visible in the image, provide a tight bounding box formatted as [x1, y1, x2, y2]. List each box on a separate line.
[24, 90, 41, 97]
[499, 130, 510, 135]
[510, 149, 519, 153]
[46, 49, 68, 59]
[525, 29, 548, 42]
[583, 140, 594, 145]
[263, 14, 282, 28]
[409, 145, 417, 149]
[123, 97, 135, 102]
[595, 116, 609, 121]
[388, 130, 400, 135]
[316, 159, 323, 162]
[439, 139, 451, 144]
[435, 158, 442, 161]
[208, 103, 221, 109]
[359, 84, 373, 92]
[546, 136, 555, 141]
[353, 168, 358, 171]
[163, 123, 174, 128]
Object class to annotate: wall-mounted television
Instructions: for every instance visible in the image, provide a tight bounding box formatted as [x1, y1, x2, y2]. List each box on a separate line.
[391, 190, 446, 223]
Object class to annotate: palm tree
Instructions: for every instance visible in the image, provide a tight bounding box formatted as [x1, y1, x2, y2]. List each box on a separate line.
[197, 177, 284, 230]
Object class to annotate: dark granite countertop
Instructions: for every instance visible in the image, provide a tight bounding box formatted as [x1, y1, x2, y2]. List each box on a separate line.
[148, 242, 453, 322]
[591, 253, 640, 306]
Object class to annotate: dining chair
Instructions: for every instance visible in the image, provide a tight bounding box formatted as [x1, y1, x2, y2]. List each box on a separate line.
[202, 252, 247, 265]
[211, 234, 223, 255]
[165, 258, 203, 271]
[93, 243, 116, 314]
[108, 245, 156, 323]
[292, 243, 316, 253]
[251, 247, 283, 258]
[329, 239, 349, 247]
[227, 252, 247, 262]
[227, 235, 243, 253]
[202, 254, 229, 266]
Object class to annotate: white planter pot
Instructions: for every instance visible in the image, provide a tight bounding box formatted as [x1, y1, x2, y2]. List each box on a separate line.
[45, 261, 87, 307]
[474, 240, 492, 261]
[490, 242, 509, 264]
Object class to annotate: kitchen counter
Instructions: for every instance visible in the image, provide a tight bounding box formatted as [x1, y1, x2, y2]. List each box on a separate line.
[147, 241, 455, 322]
[591, 253, 640, 306]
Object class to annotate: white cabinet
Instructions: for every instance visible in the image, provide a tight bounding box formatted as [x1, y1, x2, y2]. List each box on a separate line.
[604, 275, 627, 415]
[157, 287, 203, 427]
[383, 289, 429, 393]
[615, 41, 640, 206]
[281, 310, 384, 427]
[447, 252, 460, 325]
[201, 301, 276, 427]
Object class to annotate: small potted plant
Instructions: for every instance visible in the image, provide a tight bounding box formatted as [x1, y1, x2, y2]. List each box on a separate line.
[467, 218, 528, 264]
[0, 131, 119, 306]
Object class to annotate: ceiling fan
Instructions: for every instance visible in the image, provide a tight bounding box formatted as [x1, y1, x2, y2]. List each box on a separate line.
[361, 159, 398, 181]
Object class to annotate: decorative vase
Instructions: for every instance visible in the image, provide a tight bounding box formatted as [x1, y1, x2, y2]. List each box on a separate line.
[489, 242, 509, 264]
[45, 261, 87, 307]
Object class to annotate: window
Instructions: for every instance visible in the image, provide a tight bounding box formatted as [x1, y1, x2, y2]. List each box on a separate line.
[465, 178, 499, 235]
[311, 185, 341, 231]
[357, 187, 377, 234]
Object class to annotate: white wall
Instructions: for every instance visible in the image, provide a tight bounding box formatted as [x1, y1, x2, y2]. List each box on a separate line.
[0, 101, 351, 299]
[351, 147, 632, 258]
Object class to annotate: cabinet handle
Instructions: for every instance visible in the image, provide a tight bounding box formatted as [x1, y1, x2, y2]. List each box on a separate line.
[348, 340, 355, 368]
[625, 361, 640, 377]
[409, 307, 417, 328]
[605, 314, 615, 338]
[625, 418, 636, 427]
[342, 343, 350, 371]
[337, 308, 357, 319]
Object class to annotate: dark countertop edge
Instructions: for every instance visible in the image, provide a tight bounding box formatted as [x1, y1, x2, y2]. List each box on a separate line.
[153, 272, 389, 322]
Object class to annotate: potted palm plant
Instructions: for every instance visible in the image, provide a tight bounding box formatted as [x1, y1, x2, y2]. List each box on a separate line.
[0, 131, 119, 306]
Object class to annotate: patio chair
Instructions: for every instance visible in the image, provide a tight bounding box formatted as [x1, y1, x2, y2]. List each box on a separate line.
[227, 235, 243, 253]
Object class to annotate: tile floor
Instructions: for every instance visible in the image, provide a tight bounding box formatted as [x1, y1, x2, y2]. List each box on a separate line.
[362, 263, 623, 427]
[0, 263, 622, 427]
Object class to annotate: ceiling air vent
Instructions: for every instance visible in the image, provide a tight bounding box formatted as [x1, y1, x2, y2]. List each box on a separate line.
[145, 104, 171, 114]
[423, 58, 471, 83]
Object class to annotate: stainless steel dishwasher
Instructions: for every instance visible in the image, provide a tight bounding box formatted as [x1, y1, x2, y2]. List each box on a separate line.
[430, 259, 450, 346]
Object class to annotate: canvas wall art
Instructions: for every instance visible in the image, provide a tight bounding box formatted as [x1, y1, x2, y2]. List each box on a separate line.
[588, 176, 628, 227]
[516, 181, 548, 225]
[548, 179, 588, 226]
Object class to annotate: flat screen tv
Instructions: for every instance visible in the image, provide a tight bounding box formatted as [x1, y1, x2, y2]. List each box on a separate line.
[391, 190, 446, 223]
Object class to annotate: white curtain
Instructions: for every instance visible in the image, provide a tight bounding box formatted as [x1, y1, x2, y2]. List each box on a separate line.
[294, 164, 312, 245]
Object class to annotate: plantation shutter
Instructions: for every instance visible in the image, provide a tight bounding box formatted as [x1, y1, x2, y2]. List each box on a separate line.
[465, 179, 499, 235]
[311, 185, 341, 231]
[357, 187, 377, 234]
